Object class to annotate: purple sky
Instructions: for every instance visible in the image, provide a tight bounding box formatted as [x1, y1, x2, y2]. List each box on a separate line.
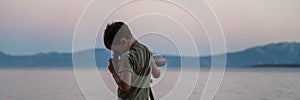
[0, 0, 299, 55]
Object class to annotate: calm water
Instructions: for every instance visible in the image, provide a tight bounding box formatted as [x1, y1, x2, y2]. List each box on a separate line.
[0, 68, 299, 100]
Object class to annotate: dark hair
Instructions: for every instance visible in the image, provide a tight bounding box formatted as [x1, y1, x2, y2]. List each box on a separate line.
[103, 22, 132, 49]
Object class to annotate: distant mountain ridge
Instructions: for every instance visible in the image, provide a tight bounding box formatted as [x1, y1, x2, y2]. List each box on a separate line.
[0, 42, 299, 68]
[224, 42, 300, 67]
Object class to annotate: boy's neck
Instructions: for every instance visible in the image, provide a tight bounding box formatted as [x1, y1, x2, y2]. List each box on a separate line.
[130, 39, 140, 48]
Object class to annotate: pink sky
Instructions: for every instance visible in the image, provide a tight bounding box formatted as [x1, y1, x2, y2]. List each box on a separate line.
[0, 0, 299, 55]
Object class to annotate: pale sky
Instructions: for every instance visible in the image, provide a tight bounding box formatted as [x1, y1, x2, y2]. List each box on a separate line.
[0, 0, 299, 55]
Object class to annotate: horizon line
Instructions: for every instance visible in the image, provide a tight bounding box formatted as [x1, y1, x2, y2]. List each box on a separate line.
[1, 41, 299, 56]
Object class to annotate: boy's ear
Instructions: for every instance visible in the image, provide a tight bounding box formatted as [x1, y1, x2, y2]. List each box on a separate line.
[120, 37, 127, 44]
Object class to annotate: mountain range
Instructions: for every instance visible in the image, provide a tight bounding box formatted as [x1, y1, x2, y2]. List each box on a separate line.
[0, 42, 299, 68]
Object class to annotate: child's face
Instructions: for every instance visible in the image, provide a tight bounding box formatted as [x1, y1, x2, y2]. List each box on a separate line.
[110, 38, 130, 54]
[111, 44, 128, 54]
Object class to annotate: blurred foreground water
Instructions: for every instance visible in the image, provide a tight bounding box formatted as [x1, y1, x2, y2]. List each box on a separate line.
[0, 68, 299, 100]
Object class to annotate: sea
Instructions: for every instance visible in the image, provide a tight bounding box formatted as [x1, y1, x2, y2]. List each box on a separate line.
[0, 67, 299, 100]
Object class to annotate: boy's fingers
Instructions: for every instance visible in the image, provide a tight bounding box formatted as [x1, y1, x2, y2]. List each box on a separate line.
[109, 58, 113, 63]
[108, 59, 113, 69]
[110, 58, 117, 66]
[108, 58, 118, 70]
[109, 58, 115, 66]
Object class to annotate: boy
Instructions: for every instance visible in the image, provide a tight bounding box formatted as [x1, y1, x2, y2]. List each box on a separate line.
[103, 21, 161, 100]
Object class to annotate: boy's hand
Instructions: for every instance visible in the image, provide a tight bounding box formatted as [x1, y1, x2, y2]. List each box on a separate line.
[108, 58, 118, 75]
